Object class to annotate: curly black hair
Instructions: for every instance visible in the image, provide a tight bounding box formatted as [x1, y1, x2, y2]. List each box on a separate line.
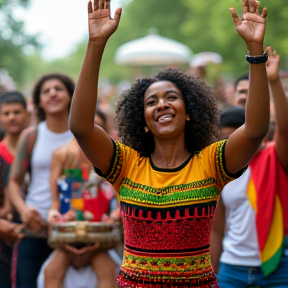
[115, 69, 219, 157]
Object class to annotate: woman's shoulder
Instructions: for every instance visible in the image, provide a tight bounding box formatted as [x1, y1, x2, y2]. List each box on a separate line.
[114, 140, 146, 165]
[52, 145, 69, 158]
[197, 140, 226, 157]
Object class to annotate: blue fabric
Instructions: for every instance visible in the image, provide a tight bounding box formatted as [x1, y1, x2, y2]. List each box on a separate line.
[15, 238, 52, 288]
[217, 256, 288, 288]
[0, 240, 12, 288]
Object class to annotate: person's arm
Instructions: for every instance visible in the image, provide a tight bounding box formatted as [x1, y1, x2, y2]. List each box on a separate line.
[266, 47, 288, 171]
[0, 219, 24, 245]
[210, 196, 226, 273]
[225, 0, 270, 174]
[69, 1, 122, 175]
[8, 129, 43, 230]
[47, 148, 66, 222]
[0, 188, 13, 219]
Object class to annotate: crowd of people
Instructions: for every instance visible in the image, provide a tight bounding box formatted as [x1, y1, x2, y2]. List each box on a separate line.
[0, 0, 288, 287]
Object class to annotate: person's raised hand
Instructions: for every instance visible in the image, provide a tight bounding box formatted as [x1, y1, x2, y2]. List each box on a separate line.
[266, 46, 280, 83]
[88, 0, 122, 42]
[230, 0, 267, 48]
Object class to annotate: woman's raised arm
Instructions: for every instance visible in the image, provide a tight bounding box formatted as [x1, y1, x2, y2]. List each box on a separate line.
[266, 47, 288, 171]
[225, 0, 270, 174]
[69, 0, 122, 175]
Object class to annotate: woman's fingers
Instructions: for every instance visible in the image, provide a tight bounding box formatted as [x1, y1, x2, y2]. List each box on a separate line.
[94, 0, 99, 11]
[230, 8, 241, 28]
[114, 7, 122, 23]
[248, 0, 257, 13]
[88, 0, 93, 13]
[261, 7, 268, 18]
[105, 0, 111, 10]
[255, 1, 260, 15]
[242, 0, 267, 18]
[99, 0, 105, 9]
[89, 0, 112, 13]
[266, 46, 273, 56]
[266, 46, 277, 58]
[242, 0, 248, 14]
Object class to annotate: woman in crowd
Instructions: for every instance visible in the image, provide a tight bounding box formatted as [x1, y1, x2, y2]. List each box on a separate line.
[69, 0, 270, 287]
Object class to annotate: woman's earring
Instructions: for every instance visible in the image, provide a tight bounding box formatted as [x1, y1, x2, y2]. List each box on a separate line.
[145, 127, 149, 133]
[186, 115, 190, 121]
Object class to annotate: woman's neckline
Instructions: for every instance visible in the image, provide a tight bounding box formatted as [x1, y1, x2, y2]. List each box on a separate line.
[149, 153, 193, 172]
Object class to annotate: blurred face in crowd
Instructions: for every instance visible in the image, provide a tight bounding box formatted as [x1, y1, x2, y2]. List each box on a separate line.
[0, 103, 27, 135]
[39, 79, 71, 116]
[233, 80, 249, 106]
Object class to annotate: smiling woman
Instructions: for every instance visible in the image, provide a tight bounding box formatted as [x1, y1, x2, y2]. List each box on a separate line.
[69, 0, 271, 287]
[115, 70, 218, 158]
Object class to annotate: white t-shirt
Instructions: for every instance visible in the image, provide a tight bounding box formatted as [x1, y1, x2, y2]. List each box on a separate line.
[220, 166, 262, 266]
[37, 256, 97, 288]
[37, 250, 122, 288]
[25, 121, 73, 220]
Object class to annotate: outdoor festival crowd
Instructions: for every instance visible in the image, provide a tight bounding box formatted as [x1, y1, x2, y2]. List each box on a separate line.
[0, 0, 288, 287]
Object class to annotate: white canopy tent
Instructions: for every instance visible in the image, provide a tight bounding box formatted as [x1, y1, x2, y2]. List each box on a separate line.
[115, 32, 192, 67]
[190, 52, 223, 67]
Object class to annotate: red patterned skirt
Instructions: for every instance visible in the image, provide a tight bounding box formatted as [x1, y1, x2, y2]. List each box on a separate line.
[116, 269, 219, 288]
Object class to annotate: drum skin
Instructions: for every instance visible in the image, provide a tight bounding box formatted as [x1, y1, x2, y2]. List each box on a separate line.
[48, 221, 122, 250]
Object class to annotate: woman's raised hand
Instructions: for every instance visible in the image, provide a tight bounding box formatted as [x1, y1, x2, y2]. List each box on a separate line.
[266, 47, 280, 83]
[230, 0, 267, 47]
[88, 0, 122, 41]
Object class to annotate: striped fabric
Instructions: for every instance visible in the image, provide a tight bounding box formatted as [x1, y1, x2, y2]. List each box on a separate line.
[247, 144, 288, 276]
[96, 140, 242, 287]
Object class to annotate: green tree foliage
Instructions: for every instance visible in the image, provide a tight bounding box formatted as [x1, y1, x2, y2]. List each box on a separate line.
[100, 0, 192, 82]
[183, 0, 288, 77]
[51, 0, 287, 84]
[34, 0, 191, 85]
[19, 0, 288, 89]
[0, 0, 39, 87]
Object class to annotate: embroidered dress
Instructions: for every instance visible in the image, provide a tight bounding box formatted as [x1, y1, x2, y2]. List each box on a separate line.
[95, 140, 241, 288]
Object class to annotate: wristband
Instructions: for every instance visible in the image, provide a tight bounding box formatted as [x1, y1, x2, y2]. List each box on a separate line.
[246, 50, 268, 64]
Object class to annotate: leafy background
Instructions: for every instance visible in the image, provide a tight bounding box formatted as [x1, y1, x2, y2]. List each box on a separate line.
[1, 0, 287, 93]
